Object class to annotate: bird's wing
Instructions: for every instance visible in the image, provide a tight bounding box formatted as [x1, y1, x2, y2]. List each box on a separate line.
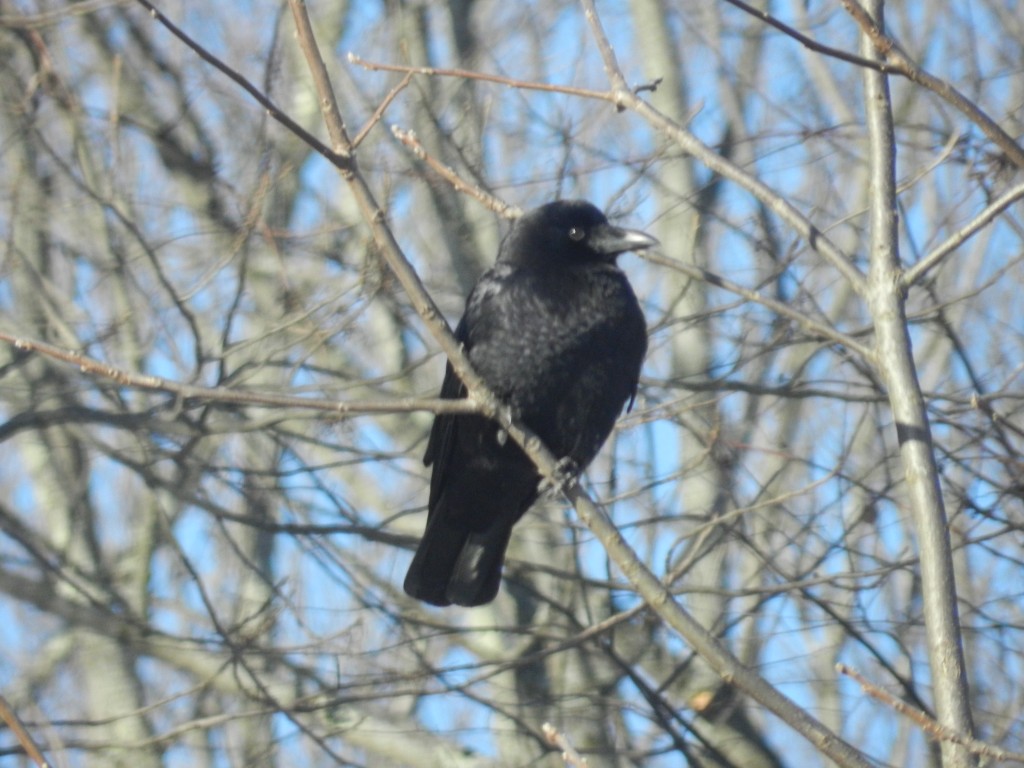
[423, 314, 469, 476]
[423, 265, 511, 468]
[422, 266, 514, 516]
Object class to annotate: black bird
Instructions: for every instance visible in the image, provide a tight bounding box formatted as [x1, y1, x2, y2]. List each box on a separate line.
[404, 200, 656, 607]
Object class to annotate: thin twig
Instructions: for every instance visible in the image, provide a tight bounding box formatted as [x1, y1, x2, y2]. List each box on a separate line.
[903, 180, 1024, 286]
[287, 0, 352, 156]
[390, 126, 521, 218]
[0, 332, 480, 417]
[0, 0, 125, 29]
[720, 0, 896, 73]
[348, 52, 614, 105]
[351, 72, 413, 149]
[837, 665, 1024, 764]
[577, 0, 869, 296]
[542, 723, 589, 767]
[0, 694, 51, 768]
[641, 250, 874, 361]
[840, 0, 1024, 169]
[133, 0, 350, 171]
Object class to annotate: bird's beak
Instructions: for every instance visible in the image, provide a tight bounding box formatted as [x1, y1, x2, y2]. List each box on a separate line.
[591, 224, 659, 256]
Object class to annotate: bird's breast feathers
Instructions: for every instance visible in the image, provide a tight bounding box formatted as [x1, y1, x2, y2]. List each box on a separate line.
[462, 262, 644, 400]
[468, 262, 635, 328]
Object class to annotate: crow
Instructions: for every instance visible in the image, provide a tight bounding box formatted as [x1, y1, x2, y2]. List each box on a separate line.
[403, 200, 656, 607]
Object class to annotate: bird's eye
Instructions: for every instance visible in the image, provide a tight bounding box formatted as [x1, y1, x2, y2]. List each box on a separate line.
[568, 227, 585, 242]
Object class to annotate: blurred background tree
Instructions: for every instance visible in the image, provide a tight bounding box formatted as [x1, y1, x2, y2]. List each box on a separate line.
[0, 0, 1022, 766]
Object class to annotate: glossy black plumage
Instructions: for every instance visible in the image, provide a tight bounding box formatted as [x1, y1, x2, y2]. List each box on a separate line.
[404, 200, 655, 607]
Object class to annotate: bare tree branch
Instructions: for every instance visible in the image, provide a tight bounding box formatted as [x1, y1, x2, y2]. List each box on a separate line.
[859, 3, 977, 765]
[578, 0, 870, 296]
[903, 181, 1024, 286]
[838, 665, 1024, 764]
[0, 694, 51, 768]
[390, 126, 520, 218]
[0, 332, 481, 417]
[840, 0, 1024, 169]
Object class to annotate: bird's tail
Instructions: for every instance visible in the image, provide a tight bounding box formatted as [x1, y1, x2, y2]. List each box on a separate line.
[404, 513, 513, 607]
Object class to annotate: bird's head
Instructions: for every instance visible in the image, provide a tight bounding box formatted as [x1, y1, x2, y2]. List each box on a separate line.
[499, 200, 659, 268]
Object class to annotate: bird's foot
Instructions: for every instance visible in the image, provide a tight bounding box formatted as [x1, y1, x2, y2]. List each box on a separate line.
[540, 457, 579, 497]
[496, 402, 520, 429]
[493, 403, 521, 447]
